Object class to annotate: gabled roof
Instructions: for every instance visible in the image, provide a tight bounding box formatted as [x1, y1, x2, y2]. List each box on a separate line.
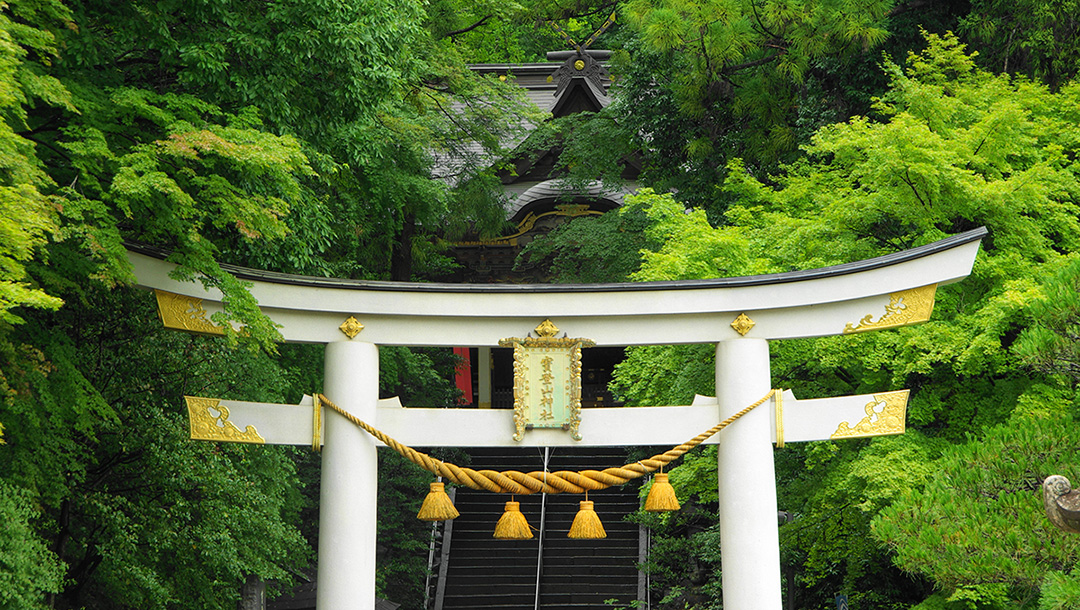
[430, 50, 624, 202]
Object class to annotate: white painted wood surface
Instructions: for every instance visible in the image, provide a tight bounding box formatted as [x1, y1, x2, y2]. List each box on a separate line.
[127, 234, 981, 345]
[204, 389, 907, 448]
[317, 342, 379, 610]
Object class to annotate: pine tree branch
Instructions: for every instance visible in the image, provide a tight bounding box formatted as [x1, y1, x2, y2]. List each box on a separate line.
[721, 50, 786, 74]
[444, 15, 493, 39]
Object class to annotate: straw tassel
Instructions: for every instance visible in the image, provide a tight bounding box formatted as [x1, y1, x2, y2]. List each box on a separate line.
[494, 501, 533, 540]
[417, 482, 459, 522]
[644, 473, 680, 512]
[568, 500, 606, 539]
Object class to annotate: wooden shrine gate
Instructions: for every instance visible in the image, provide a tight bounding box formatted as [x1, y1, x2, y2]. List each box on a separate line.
[127, 227, 986, 610]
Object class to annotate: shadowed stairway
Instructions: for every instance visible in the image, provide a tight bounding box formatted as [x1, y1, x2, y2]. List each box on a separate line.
[436, 447, 642, 610]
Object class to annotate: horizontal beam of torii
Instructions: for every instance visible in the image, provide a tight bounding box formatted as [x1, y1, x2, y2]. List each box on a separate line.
[126, 226, 986, 610]
[184, 390, 908, 448]
[130, 228, 985, 346]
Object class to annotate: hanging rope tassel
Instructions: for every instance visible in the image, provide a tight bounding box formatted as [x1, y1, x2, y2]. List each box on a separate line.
[417, 482, 459, 522]
[568, 499, 606, 539]
[494, 500, 533, 540]
[644, 472, 680, 512]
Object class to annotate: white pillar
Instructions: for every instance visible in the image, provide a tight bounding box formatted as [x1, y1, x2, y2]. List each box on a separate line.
[715, 339, 781, 610]
[318, 341, 379, 610]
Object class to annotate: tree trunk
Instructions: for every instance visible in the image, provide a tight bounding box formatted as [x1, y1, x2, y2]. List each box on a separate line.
[391, 214, 416, 282]
[239, 575, 265, 610]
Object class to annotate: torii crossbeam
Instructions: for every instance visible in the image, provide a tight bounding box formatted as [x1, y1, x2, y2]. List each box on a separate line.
[127, 227, 985, 610]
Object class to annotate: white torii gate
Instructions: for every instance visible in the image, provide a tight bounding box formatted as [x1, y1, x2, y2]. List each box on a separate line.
[127, 227, 985, 610]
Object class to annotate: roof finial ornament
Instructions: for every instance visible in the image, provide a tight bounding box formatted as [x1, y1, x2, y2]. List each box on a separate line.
[545, 11, 617, 93]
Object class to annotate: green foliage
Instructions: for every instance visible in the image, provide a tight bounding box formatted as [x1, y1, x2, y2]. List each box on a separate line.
[0, 286, 310, 609]
[632, 447, 724, 610]
[0, 1, 69, 323]
[1015, 257, 1080, 380]
[515, 195, 661, 283]
[0, 480, 64, 609]
[0, 0, 535, 606]
[37, 0, 544, 287]
[874, 409, 1080, 603]
[381, 346, 463, 406]
[546, 0, 947, 216]
[960, 0, 1080, 89]
[431, 0, 559, 63]
[375, 451, 434, 610]
[612, 32, 1080, 609]
[49, 86, 317, 347]
[1039, 569, 1080, 610]
[622, 0, 893, 115]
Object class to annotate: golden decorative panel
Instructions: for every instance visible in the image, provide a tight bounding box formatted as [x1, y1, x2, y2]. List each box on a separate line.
[155, 290, 225, 335]
[843, 284, 937, 334]
[830, 390, 909, 439]
[500, 323, 595, 442]
[731, 313, 756, 336]
[186, 396, 265, 444]
[339, 316, 365, 339]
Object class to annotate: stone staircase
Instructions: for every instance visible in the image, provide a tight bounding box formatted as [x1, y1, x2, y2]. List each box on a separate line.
[437, 447, 642, 610]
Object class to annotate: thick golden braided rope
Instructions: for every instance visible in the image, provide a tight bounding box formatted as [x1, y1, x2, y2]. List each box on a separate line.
[316, 390, 778, 495]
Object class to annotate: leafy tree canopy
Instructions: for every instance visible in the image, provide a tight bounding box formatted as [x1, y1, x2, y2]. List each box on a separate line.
[0, 0, 480, 607]
[598, 31, 1080, 609]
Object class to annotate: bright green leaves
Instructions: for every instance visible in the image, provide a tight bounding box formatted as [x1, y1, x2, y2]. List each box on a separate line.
[604, 31, 1080, 609]
[47, 87, 316, 347]
[627, 189, 774, 281]
[0, 2, 74, 324]
[775, 435, 945, 607]
[1015, 257, 1080, 380]
[1039, 569, 1080, 610]
[78, 88, 309, 243]
[717, 36, 1080, 393]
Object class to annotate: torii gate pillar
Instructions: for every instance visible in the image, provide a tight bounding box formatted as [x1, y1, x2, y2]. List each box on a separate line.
[717, 338, 781, 610]
[318, 341, 379, 609]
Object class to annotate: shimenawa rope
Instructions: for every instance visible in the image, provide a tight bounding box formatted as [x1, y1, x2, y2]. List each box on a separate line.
[316, 390, 778, 495]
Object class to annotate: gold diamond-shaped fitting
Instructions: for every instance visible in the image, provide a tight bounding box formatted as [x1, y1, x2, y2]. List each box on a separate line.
[339, 316, 365, 339]
[730, 313, 756, 336]
[534, 319, 560, 338]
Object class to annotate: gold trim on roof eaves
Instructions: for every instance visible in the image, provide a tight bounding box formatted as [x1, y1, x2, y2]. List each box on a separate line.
[155, 290, 225, 335]
[843, 284, 937, 334]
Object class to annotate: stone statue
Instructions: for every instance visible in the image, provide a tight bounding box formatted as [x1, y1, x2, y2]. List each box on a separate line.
[1043, 475, 1080, 534]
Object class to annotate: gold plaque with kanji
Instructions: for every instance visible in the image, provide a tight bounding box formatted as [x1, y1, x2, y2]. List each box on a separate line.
[499, 320, 594, 441]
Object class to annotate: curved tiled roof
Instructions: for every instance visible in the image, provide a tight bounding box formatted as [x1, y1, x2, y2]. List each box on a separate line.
[506, 179, 635, 220]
